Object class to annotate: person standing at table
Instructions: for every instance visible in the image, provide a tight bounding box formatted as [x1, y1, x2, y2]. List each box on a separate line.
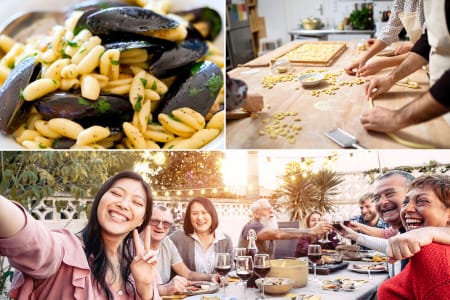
[348, 193, 392, 242]
[345, 0, 424, 77]
[361, 0, 450, 133]
[170, 197, 233, 274]
[238, 199, 333, 258]
[150, 205, 220, 296]
[0, 171, 161, 300]
[295, 210, 340, 257]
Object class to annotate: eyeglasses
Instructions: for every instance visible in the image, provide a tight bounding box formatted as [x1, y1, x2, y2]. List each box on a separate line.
[150, 219, 173, 229]
[373, 188, 405, 203]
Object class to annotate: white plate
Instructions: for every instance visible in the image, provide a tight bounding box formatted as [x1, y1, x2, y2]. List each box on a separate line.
[0, 0, 224, 150]
[348, 263, 387, 273]
[184, 294, 236, 300]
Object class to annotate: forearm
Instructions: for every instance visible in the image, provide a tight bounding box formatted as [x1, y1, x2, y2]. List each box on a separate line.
[188, 271, 214, 281]
[387, 52, 427, 83]
[376, 53, 409, 69]
[258, 228, 313, 240]
[356, 234, 388, 253]
[356, 224, 385, 238]
[427, 227, 450, 245]
[0, 195, 26, 238]
[137, 282, 154, 300]
[394, 92, 449, 128]
[360, 40, 388, 62]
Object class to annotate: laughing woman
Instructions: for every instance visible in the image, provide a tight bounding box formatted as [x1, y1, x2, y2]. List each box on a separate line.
[170, 197, 233, 274]
[0, 171, 161, 300]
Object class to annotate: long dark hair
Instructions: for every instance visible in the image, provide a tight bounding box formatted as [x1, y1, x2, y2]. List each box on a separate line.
[183, 197, 219, 234]
[82, 171, 153, 300]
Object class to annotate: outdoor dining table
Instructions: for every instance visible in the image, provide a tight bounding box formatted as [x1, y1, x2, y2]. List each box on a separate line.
[182, 260, 389, 300]
[226, 40, 450, 149]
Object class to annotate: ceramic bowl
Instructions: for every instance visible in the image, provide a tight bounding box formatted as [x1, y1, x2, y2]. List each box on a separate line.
[298, 73, 324, 86]
[255, 277, 295, 295]
[267, 259, 309, 288]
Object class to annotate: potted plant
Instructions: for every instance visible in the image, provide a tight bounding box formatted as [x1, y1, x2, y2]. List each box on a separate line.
[349, 6, 374, 30]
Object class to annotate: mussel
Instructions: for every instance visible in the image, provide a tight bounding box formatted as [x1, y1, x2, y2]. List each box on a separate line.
[156, 60, 223, 117]
[175, 7, 222, 42]
[34, 93, 133, 129]
[0, 56, 40, 134]
[86, 7, 179, 35]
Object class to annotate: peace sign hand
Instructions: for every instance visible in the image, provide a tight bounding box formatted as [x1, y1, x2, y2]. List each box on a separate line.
[132, 225, 158, 298]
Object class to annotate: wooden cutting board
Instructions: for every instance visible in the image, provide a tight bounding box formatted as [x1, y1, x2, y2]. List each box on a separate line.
[272, 41, 347, 67]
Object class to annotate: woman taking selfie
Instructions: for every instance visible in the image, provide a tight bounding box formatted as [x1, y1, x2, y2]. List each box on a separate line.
[0, 171, 161, 299]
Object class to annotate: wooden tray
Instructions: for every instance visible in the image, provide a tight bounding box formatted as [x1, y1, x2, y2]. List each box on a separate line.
[308, 261, 349, 275]
[272, 41, 347, 67]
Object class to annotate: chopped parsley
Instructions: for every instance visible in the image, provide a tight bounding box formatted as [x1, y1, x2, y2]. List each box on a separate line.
[205, 74, 223, 96]
[140, 78, 148, 88]
[188, 86, 201, 96]
[190, 62, 203, 75]
[111, 60, 120, 65]
[60, 49, 71, 59]
[51, 79, 57, 85]
[151, 81, 158, 91]
[134, 95, 143, 112]
[77, 97, 111, 113]
[19, 89, 24, 100]
[74, 24, 89, 36]
[66, 40, 79, 47]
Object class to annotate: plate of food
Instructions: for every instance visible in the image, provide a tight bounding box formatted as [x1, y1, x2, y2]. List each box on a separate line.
[321, 278, 368, 292]
[348, 263, 388, 273]
[183, 281, 219, 296]
[298, 73, 324, 87]
[0, 0, 225, 150]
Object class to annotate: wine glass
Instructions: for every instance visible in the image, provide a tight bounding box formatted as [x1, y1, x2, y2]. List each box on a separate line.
[321, 214, 332, 243]
[215, 253, 231, 299]
[332, 214, 344, 243]
[235, 256, 253, 300]
[254, 253, 271, 299]
[307, 244, 322, 281]
[233, 247, 247, 266]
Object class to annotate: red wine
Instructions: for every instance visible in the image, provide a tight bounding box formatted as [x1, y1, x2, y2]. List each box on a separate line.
[308, 254, 322, 264]
[254, 266, 271, 278]
[343, 220, 351, 226]
[333, 222, 343, 230]
[215, 266, 231, 276]
[246, 248, 258, 258]
[236, 270, 253, 281]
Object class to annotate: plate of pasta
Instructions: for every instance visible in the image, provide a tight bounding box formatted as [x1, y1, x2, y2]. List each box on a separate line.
[0, 0, 225, 149]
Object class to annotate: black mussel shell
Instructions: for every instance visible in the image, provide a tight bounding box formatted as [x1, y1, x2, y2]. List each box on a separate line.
[175, 7, 222, 41]
[34, 93, 133, 128]
[0, 56, 40, 134]
[148, 38, 208, 78]
[99, 32, 176, 49]
[86, 7, 179, 35]
[156, 60, 223, 117]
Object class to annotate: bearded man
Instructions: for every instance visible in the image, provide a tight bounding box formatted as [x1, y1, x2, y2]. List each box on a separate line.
[238, 199, 332, 258]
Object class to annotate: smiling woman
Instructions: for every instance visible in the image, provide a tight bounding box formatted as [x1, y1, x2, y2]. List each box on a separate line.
[170, 197, 233, 275]
[0, 170, 161, 300]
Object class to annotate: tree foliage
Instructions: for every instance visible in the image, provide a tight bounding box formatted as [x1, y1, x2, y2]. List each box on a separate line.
[273, 161, 344, 221]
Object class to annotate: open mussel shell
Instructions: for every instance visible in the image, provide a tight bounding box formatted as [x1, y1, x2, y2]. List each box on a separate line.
[149, 38, 208, 78]
[86, 7, 179, 35]
[175, 7, 222, 41]
[156, 60, 223, 117]
[35, 93, 133, 128]
[0, 56, 40, 134]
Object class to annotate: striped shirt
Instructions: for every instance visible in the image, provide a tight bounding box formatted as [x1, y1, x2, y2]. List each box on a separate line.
[191, 230, 228, 274]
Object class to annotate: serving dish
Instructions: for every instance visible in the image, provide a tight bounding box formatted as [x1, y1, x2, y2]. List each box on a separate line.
[348, 263, 387, 273]
[0, 0, 225, 150]
[184, 281, 219, 296]
[298, 73, 324, 87]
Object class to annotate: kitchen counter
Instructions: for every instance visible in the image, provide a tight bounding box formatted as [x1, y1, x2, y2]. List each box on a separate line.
[289, 28, 376, 41]
[226, 40, 450, 149]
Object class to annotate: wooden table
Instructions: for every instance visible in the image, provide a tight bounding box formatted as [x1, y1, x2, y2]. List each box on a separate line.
[226, 41, 450, 149]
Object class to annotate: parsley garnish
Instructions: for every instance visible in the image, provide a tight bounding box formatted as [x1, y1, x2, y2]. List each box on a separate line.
[140, 78, 148, 88]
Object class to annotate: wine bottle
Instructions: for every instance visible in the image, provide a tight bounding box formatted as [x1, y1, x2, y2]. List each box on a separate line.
[246, 229, 258, 287]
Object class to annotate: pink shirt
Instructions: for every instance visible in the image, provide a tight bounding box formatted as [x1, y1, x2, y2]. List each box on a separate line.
[0, 204, 161, 300]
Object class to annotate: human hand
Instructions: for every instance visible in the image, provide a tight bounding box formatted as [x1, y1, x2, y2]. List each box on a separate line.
[393, 42, 413, 55]
[360, 106, 402, 133]
[164, 276, 189, 295]
[131, 226, 158, 290]
[365, 75, 395, 99]
[358, 58, 385, 77]
[335, 223, 359, 241]
[311, 222, 334, 236]
[210, 273, 221, 283]
[386, 228, 433, 263]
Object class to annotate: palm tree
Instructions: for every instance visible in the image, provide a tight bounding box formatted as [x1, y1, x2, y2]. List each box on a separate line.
[273, 162, 343, 222]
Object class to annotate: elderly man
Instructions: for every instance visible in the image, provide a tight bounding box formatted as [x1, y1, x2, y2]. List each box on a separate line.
[361, 0, 450, 133]
[349, 193, 391, 239]
[238, 199, 333, 258]
[150, 205, 219, 296]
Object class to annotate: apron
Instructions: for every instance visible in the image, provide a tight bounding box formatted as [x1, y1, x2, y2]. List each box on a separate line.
[398, 11, 423, 44]
[424, 0, 450, 85]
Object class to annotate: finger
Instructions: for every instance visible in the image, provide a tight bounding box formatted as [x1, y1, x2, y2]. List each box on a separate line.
[144, 224, 151, 250]
[133, 229, 143, 256]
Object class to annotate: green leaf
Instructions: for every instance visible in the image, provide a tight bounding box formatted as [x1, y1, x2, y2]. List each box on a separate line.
[140, 78, 148, 88]
[151, 81, 157, 91]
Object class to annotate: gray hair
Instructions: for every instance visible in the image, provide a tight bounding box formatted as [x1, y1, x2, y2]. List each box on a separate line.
[153, 204, 174, 221]
[377, 170, 415, 186]
[250, 199, 271, 212]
